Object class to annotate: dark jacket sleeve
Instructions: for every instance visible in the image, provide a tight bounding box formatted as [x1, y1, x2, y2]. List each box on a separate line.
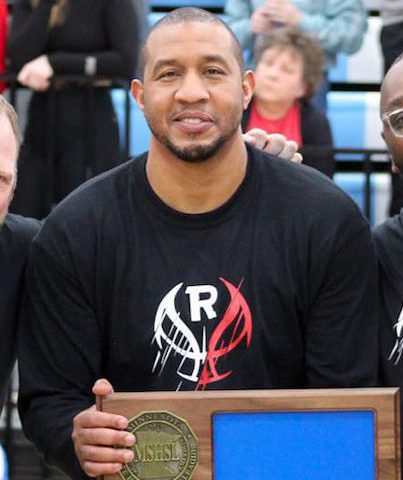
[7, 0, 138, 81]
[302, 197, 379, 387]
[17, 223, 101, 480]
[47, 0, 138, 80]
[0, 216, 41, 412]
[7, 0, 56, 71]
[300, 101, 334, 178]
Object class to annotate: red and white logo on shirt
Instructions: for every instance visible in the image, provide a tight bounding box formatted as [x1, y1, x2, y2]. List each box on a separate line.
[152, 278, 253, 390]
[389, 304, 403, 365]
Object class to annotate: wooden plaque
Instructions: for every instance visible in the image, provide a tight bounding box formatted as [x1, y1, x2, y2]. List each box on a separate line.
[100, 388, 401, 480]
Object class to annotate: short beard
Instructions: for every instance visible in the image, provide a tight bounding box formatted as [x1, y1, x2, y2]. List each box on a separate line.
[153, 131, 228, 163]
[146, 114, 241, 164]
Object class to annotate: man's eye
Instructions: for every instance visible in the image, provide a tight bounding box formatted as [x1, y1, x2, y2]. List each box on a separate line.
[391, 112, 403, 128]
[206, 68, 223, 75]
[0, 177, 11, 189]
[159, 70, 178, 79]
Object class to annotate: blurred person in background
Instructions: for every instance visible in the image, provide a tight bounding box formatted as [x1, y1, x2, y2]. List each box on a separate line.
[379, 0, 403, 216]
[242, 27, 333, 177]
[225, 0, 368, 110]
[7, 0, 138, 219]
[0, 95, 40, 411]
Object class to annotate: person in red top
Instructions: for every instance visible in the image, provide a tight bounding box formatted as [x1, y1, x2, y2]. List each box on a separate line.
[242, 27, 334, 177]
[0, 0, 7, 93]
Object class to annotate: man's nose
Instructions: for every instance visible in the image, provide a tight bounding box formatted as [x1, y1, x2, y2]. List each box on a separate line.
[175, 71, 209, 103]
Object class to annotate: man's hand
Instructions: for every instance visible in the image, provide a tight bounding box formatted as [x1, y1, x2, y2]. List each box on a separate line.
[244, 129, 303, 164]
[263, 0, 302, 26]
[250, 4, 273, 34]
[17, 55, 54, 91]
[72, 379, 135, 478]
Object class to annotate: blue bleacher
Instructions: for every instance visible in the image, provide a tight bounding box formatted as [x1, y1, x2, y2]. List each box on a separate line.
[0, 445, 8, 480]
[112, 90, 150, 156]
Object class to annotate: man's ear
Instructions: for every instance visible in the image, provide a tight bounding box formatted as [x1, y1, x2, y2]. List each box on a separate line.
[382, 130, 399, 173]
[131, 79, 145, 112]
[242, 69, 255, 110]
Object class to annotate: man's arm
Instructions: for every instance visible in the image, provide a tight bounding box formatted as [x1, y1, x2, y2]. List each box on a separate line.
[18, 228, 105, 479]
[304, 206, 379, 387]
[0, 312, 17, 411]
[7, 0, 54, 71]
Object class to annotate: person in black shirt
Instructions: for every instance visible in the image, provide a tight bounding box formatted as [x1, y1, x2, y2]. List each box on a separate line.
[374, 53, 403, 437]
[7, 0, 138, 219]
[18, 8, 379, 479]
[0, 95, 40, 410]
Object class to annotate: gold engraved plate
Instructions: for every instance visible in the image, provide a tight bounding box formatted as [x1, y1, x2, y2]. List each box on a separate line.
[119, 410, 199, 480]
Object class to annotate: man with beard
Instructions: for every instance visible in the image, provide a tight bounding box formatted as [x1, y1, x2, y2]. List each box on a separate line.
[17, 8, 379, 479]
[374, 54, 403, 457]
[0, 95, 40, 410]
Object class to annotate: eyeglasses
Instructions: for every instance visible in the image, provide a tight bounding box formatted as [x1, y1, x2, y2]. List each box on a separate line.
[382, 108, 403, 137]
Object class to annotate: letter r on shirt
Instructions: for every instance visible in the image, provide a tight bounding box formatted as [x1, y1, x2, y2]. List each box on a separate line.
[185, 285, 218, 322]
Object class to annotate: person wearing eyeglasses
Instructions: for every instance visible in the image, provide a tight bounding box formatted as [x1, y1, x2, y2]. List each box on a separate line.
[374, 52, 403, 463]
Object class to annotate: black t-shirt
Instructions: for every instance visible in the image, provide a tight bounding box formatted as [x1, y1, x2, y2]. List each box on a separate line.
[0, 214, 40, 409]
[373, 209, 403, 462]
[374, 209, 403, 388]
[18, 146, 379, 479]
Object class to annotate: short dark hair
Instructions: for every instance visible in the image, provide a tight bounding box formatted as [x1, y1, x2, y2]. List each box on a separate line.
[253, 27, 325, 100]
[139, 7, 244, 78]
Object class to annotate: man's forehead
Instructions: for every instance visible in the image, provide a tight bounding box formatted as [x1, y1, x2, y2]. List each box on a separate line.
[381, 60, 403, 112]
[147, 21, 234, 55]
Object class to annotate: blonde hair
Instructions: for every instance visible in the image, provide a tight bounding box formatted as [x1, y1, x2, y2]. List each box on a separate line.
[31, 0, 69, 28]
[0, 95, 21, 187]
[0, 95, 21, 151]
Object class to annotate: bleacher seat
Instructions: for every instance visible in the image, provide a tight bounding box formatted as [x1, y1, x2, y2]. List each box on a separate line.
[328, 16, 382, 85]
[111, 89, 151, 156]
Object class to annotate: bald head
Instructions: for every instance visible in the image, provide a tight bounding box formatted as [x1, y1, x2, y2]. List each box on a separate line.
[139, 7, 244, 78]
[380, 54, 403, 177]
[381, 54, 403, 113]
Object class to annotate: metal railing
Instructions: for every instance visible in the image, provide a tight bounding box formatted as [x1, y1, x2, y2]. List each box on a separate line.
[333, 148, 391, 220]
